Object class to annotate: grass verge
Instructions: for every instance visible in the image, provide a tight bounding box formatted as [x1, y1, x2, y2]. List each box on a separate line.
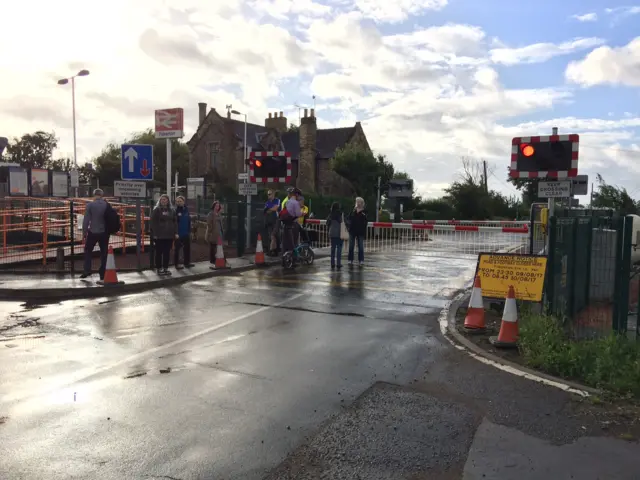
[519, 313, 640, 398]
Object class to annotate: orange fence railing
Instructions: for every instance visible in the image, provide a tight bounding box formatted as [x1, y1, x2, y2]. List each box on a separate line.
[0, 197, 153, 266]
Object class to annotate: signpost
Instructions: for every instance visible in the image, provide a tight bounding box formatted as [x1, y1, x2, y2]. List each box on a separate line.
[475, 253, 548, 302]
[154, 108, 184, 200]
[238, 172, 249, 181]
[70, 169, 79, 189]
[239, 183, 258, 196]
[114, 180, 147, 199]
[571, 174, 588, 196]
[538, 180, 571, 198]
[121, 144, 153, 181]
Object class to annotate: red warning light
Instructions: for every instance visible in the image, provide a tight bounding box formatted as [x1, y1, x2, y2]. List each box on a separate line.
[520, 144, 535, 157]
[255, 160, 263, 167]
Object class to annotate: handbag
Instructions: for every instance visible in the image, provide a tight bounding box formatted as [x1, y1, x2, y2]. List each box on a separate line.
[340, 213, 349, 241]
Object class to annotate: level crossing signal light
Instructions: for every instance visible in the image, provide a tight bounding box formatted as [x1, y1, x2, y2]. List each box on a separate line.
[249, 155, 286, 178]
[510, 135, 579, 178]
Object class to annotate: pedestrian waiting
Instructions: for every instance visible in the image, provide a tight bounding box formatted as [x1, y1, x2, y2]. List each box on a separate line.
[347, 196, 368, 267]
[206, 200, 228, 269]
[174, 196, 194, 269]
[150, 194, 177, 276]
[326, 202, 345, 269]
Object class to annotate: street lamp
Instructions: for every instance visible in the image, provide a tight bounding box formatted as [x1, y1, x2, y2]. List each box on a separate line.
[231, 109, 250, 249]
[57, 69, 90, 197]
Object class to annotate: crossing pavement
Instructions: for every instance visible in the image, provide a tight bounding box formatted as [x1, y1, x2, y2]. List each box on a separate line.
[0, 249, 638, 479]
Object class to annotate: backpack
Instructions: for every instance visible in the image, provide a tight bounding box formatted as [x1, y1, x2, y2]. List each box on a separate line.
[279, 207, 295, 224]
[104, 202, 121, 234]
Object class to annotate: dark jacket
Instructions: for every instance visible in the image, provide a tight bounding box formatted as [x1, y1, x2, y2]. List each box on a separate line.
[176, 206, 191, 238]
[326, 210, 343, 238]
[151, 206, 177, 240]
[348, 209, 368, 236]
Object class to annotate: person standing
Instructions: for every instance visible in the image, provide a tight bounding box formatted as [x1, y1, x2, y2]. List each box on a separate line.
[150, 194, 177, 276]
[81, 188, 110, 280]
[326, 202, 343, 269]
[347, 196, 368, 267]
[174, 196, 193, 269]
[263, 190, 280, 256]
[206, 201, 227, 268]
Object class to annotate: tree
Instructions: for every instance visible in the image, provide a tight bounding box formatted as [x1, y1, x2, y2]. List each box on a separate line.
[592, 174, 638, 215]
[287, 123, 299, 132]
[508, 171, 541, 206]
[331, 145, 395, 203]
[92, 129, 190, 189]
[5, 131, 58, 168]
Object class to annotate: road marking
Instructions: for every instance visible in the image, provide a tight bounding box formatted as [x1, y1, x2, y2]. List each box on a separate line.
[0, 291, 306, 405]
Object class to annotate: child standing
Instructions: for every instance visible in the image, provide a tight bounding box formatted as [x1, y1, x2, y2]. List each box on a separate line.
[326, 202, 343, 269]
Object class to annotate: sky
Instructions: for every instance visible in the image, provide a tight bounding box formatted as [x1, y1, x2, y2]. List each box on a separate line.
[1, 0, 639, 201]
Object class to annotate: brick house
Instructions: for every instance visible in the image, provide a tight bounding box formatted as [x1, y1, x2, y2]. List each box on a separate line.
[186, 103, 371, 196]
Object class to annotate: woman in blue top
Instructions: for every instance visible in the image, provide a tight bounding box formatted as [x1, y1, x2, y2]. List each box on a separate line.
[174, 196, 193, 269]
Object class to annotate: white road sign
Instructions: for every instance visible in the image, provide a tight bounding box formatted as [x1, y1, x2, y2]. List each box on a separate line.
[238, 182, 257, 195]
[571, 175, 588, 195]
[538, 180, 571, 198]
[114, 180, 147, 199]
[238, 172, 249, 180]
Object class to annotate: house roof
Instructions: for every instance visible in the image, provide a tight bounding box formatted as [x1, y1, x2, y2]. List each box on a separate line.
[188, 108, 358, 159]
[316, 127, 356, 159]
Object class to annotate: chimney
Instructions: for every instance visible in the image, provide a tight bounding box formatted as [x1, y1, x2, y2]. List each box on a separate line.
[198, 102, 207, 125]
[298, 108, 317, 193]
[310, 108, 315, 117]
[265, 110, 287, 133]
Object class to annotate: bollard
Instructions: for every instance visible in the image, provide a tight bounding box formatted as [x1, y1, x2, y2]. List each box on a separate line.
[56, 247, 65, 271]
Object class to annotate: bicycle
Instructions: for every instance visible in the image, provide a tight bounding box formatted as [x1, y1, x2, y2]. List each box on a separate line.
[282, 225, 314, 269]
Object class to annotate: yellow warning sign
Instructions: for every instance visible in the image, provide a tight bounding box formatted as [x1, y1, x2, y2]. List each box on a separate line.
[476, 253, 547, 302]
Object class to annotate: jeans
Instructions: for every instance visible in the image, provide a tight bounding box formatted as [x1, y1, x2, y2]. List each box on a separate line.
[154, 238, 172, 270]
[330, 237, 343, 267]
[174, 236, 191, 265]
[83, 231, 110, 279]
[348, 235, 364, 263]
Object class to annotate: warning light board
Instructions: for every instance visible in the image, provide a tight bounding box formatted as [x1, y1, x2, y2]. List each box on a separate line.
[474, 253, 547, 302]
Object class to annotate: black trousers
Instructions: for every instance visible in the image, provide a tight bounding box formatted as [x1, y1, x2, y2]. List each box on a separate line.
[83, 231, 109, 278]
[174, 236, 191, 265]
[154, 238, 172, 270]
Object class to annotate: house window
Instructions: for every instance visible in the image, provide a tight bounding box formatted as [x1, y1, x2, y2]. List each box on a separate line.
[208, 142, 220, 170]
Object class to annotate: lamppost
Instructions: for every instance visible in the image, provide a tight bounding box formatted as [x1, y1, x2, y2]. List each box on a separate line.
[231, 109, 250, 249]
[57, 69, 89, 197]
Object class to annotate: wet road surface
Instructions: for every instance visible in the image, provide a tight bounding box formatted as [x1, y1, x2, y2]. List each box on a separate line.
[1, 250, 639, 479]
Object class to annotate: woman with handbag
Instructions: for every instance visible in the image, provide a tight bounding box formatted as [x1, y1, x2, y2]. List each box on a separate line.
[326, 202, 348, 269]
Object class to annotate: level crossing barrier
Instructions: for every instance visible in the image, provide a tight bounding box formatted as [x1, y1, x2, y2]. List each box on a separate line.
[305, 219, 530, 258]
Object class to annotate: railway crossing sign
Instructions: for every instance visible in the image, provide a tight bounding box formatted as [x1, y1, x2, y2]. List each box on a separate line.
[510, 134, 579, 179]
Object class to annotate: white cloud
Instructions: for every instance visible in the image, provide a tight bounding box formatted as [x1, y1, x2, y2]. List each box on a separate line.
[565, 37, 640, 87]
[1, 1, 639, 202]
[490, 37, 605, 65]
[571, 12, 598, 22]
[353, 0, 448, 24]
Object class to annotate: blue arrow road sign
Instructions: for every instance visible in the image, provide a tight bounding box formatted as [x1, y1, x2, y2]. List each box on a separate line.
[121, 144, 153, 181]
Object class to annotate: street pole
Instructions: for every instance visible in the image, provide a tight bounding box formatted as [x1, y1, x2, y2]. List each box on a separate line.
[375, 176, 381, 222]
[166, 138, 172, 199]
[71, 77, 78, 198]
[244, 115, 250, 250]
[546, 127, 558, 255]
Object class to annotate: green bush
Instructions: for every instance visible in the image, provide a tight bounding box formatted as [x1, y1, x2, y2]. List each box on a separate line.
[519, 314, 640, 397]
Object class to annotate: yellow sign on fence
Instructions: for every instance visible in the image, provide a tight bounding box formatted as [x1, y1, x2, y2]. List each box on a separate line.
[475, 253, 547, 302]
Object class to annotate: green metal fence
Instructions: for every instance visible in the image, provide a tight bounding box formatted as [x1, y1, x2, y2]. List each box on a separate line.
[546, 215, 635, 339]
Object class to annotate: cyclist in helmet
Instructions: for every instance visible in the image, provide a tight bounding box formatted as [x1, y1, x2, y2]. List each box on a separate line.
[280, 188, 303, 255]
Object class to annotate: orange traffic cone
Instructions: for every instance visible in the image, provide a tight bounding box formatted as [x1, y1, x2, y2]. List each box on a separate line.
[214, 236, 229, 269]
[490, 286, 518, 348]
[463, 276, 486, 333]
[102, 246, 124, 285]
[255, 233, 265, 265]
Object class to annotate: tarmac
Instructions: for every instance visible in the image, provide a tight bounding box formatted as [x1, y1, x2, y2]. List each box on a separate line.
[1, 246, 638, 479]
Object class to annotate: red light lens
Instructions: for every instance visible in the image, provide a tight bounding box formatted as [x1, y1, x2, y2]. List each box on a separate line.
[255, 160, 262, 167]
[521, 144, 535, 157]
